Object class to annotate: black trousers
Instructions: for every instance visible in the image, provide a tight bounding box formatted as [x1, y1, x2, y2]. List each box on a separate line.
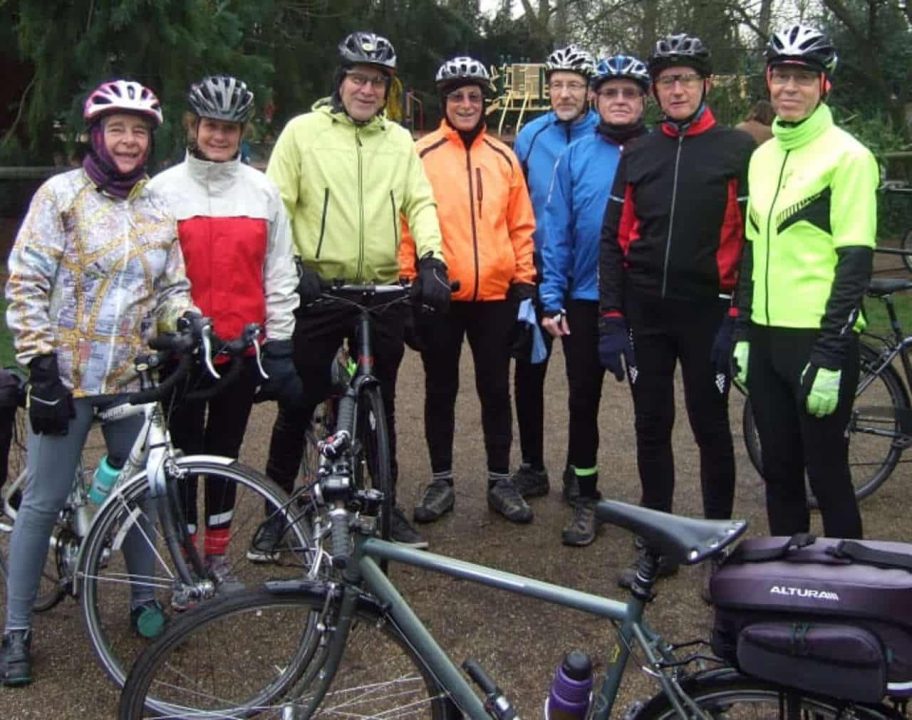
[626, 293, 735, 519]
[266, 304, 405, 500]
[513, 321, 553, 469]
[421, 300, 514, 476]
[167, 357, 259, 540]
[560, 299, 606, 474]
[747, 324, 863, 539]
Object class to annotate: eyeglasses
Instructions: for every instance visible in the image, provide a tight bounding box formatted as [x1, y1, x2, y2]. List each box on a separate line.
[597, 87, 642, 100]
[446, 90, 484, 105]
[549, 80, 587, 93]
[655, 72, 703, 88]
[769, 69, 819, 87]
[346, 72, 387, 89]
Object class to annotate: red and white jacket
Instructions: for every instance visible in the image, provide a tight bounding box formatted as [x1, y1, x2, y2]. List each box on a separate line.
[148, 152, 298, 342]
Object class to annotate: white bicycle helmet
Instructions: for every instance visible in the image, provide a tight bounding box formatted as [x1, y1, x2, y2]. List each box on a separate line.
[648, 34, 712, 78]
[188, 75, 255, 123]
[435, 56, 492, 91]
[338, 31, 397, 72]
[83, 80, 163, 127]
[766, 24, 838, 75]
[545, 44, 596, 78]
[593, 55, 650, 93]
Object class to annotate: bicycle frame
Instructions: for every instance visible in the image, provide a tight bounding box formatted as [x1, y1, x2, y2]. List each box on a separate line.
[313, 529, 698, 720]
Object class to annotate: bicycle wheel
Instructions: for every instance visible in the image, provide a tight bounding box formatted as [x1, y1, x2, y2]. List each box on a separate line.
[741, 343, 909, 506]
[902, 227, 912, 273]
[119, 585, 455, 719]
[354, 386, 393, 541]
[79, 458, 316, 692]
[634, 669, 894, 719]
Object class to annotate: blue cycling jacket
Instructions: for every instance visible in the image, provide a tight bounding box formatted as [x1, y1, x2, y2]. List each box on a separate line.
[540, 130, 633, 313]
[513, 109, 599, 257]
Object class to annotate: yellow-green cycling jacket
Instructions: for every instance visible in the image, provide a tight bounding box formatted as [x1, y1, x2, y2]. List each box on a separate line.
[742, 104, 878, 335]
[266, 100, 443, 282]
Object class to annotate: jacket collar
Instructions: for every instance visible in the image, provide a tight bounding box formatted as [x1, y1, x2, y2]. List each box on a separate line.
[184, 150, 241, 194]
[316, 99, 388, 134]
[439, 118, 487, 148]
[660, 105, 717, 138]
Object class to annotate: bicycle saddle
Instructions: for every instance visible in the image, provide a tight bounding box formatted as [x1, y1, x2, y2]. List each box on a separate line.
[868, 278, 912, 297]
[595, 500, 747, 565]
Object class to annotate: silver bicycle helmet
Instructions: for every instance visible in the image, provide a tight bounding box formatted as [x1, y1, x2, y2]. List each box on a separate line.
[648, 33, 712, 78]
[592, 55, 650, 93]
[766, 24, 838, 75]
[338, 31, 397, 72]
[435, 56, 492, 91]
[545, 44, 596, 78]
[188, 75, 255, 123]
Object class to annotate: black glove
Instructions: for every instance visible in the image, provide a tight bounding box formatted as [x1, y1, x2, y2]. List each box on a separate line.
[255, 340, 304, 405]
[27, 354, 75, 435]
[297, 266, 326, 306]
[598, 315, 634, 382]
[412, 254, 451, 313]
[507, 282, 536, 304]
[711, 312, 736, 376]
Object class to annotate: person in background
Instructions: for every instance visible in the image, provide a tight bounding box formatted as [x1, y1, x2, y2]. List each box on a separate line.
[263, 31, 449, 549]
[540, 54, 650, 546]
[511, 44, 598, 504]
[147, 75, 299, 570]
[735, 99, 775, 145]
[599, 34, 755, 587]
[405, 56, 536, 525]
[2, 80, 195, 685]
[734, 25, 876, 539]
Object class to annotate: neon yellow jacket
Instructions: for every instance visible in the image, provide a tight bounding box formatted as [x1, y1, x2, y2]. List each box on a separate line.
[266, 100, 443, 283]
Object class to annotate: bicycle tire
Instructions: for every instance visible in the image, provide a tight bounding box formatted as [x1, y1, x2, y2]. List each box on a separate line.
[354, 385, 393, 541]
[119, 584, 455, 719]
[79, 458, 316, 694]
[902, 227, 912, 273]
[633, 668, 894, 720]
[742, 342, 909, 506]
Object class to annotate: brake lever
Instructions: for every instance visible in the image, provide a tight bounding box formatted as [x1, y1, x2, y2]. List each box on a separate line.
[200, 325, 221, 381]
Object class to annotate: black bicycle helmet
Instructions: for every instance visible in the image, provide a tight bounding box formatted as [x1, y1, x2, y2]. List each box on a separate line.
[592, 55, 650, 93]
[435, 56, 492, 93]
[338, 31, 397, 73]
[188, 75, 255, 124]
[766, 24, 838, 76]
[648, 33, 712, 78]
[545, 44, 596, 79]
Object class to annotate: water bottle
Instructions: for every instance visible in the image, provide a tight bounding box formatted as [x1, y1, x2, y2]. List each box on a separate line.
[89, 455, 121, 504]
[544, 650, 593, 720]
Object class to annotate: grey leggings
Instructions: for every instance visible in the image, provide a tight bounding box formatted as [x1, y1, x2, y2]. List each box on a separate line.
[5, 396, 149, 630]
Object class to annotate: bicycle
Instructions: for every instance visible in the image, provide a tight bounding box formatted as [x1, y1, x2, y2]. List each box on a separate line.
[0, 321, 316, 703]
[742, 275, 912, 506]
[120, 446, 908, 719]
[879, 180, 912, 273]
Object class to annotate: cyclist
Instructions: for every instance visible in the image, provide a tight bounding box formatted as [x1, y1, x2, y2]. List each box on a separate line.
[263, 31, 448, 548]
[2, 80, 196, 685]
[404, 56, 536, 525]
[147, 76, 299, 574]
[511, 44, 598, 503]
[598, 34, 755, 587]
[540, 55, 649, 546]
[733, 25, 876, 539]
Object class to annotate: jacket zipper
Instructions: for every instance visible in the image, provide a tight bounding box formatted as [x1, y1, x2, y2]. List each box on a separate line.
[466, 148, 480, 301]
[390, 190, 399, 250]
[764, 151, 790, 324]
[356, 129, 365, 281]
[661, 135, 685, 298]
[475, 168, 483, 219]
[316, 188, 329, 258]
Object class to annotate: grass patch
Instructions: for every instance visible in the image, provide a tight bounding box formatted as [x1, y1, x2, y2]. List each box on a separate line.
[863, 290, 912, 340]
[0, 296, 14, 368]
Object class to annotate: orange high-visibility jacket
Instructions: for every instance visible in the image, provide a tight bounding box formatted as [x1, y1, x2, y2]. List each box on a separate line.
[401, 121, 535, 301]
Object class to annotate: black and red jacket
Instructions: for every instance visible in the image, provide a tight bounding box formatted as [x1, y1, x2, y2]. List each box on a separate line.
[599, 108, 755, 312]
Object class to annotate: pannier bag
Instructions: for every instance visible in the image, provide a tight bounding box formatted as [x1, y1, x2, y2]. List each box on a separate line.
[710, 534, 912, 702]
